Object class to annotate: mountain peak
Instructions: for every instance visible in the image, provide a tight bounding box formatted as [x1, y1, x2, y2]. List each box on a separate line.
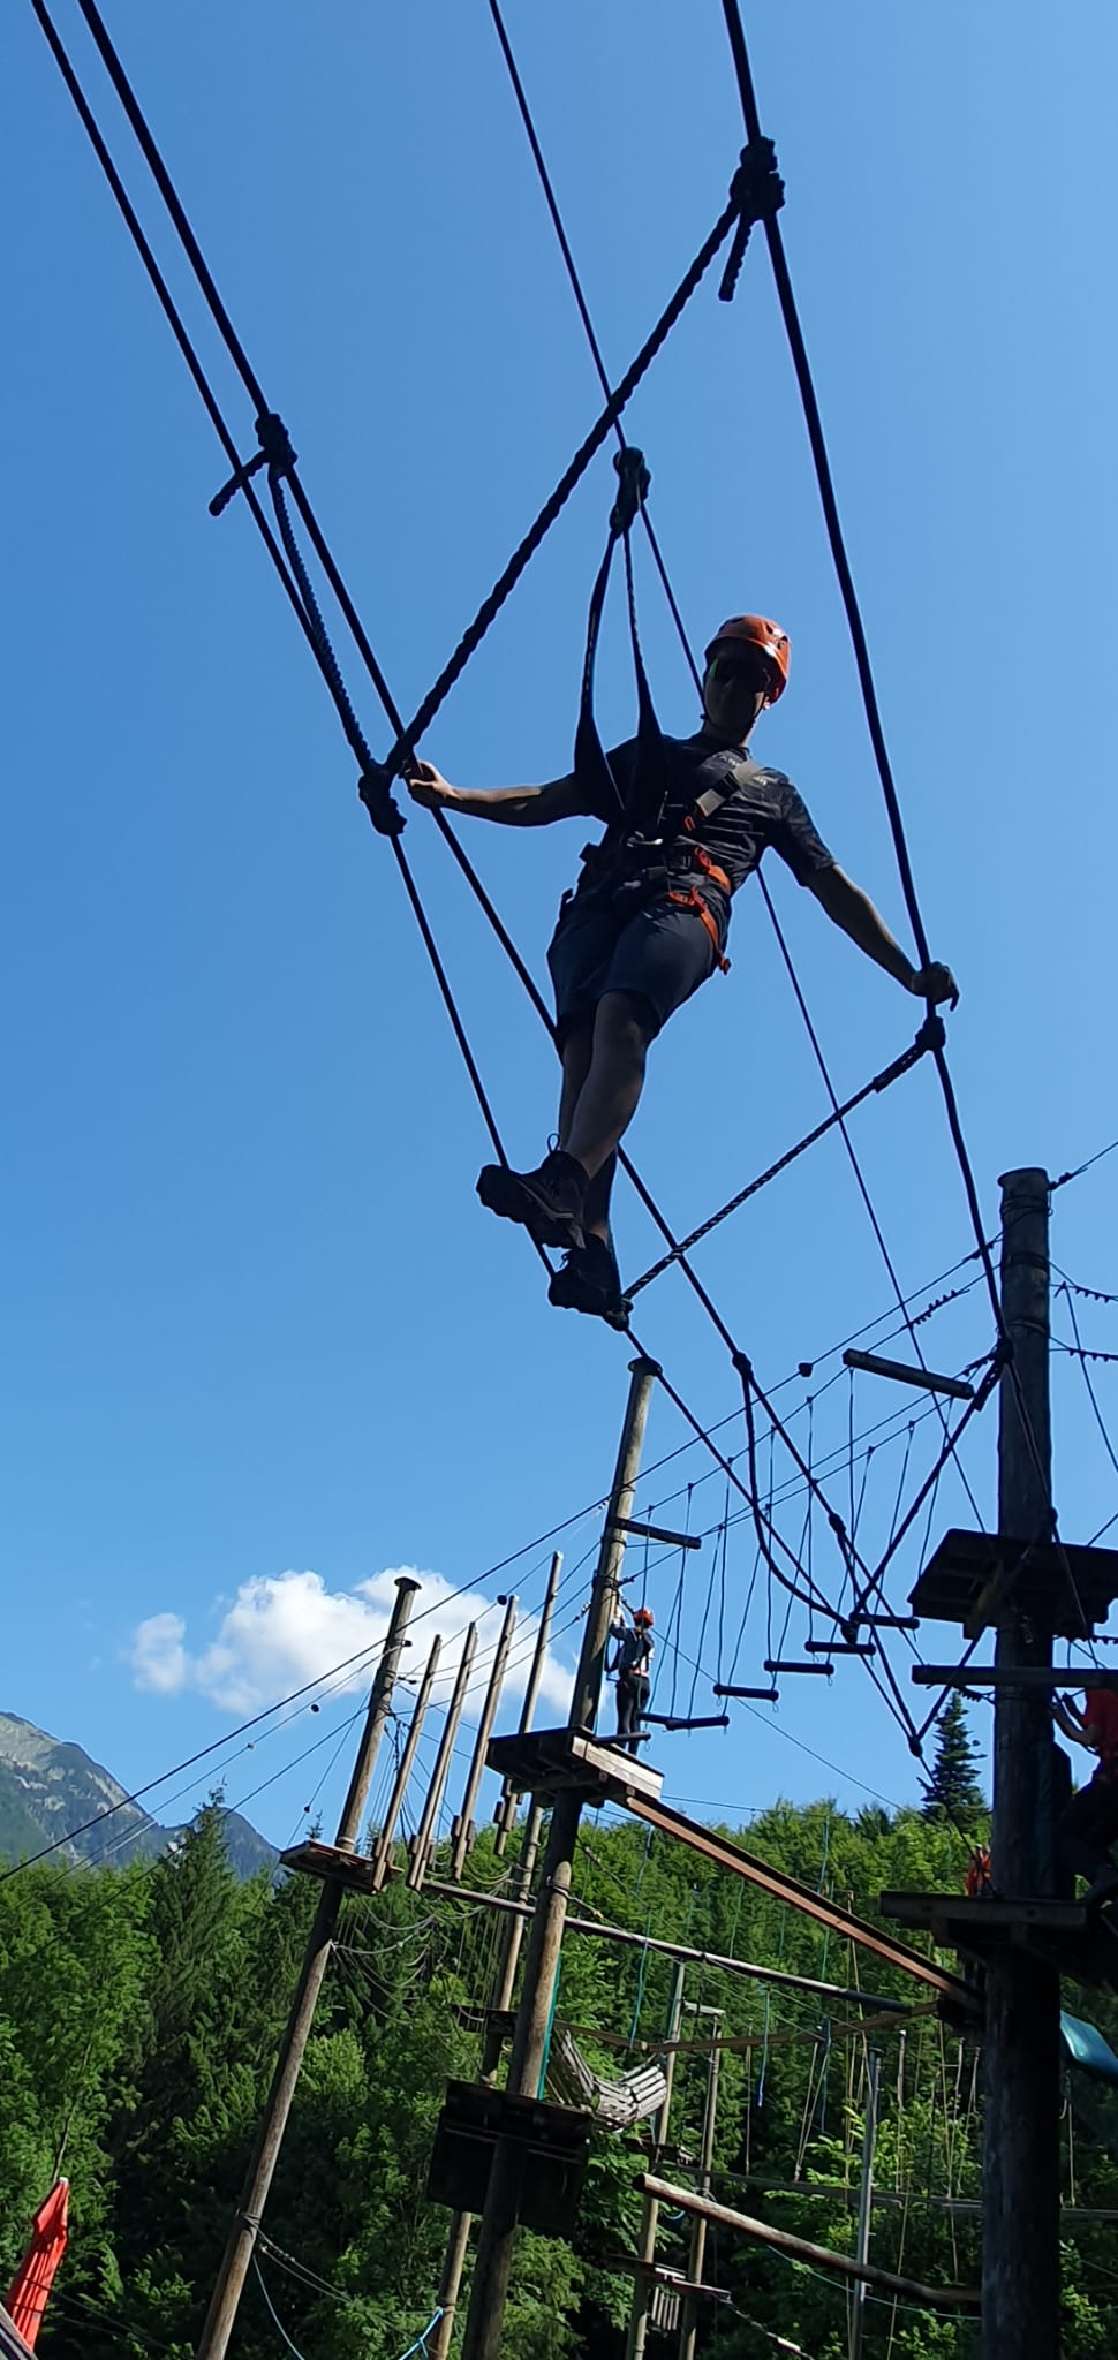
[0, 1710, 275, 1879]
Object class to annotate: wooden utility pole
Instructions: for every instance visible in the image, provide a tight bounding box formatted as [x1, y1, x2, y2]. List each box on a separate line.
[982, 1167, 1060, 2358]
[626, 1961, 687, 2360]
[459, 1356, 659, 2360]
[494, 1551, 563, 1855]
[849, 2047, 881, 2360]
[408, 1622, 477, 1889]
[450, 1593, 518, 1878]
[430, 1555, 564, 2360]
[373, 1633, 441, 1886]
[196, 1575, 419, 2360]
[680, 2006, 722, 2360]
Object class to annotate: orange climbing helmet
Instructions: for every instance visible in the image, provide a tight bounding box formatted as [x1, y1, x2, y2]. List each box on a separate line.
[705, 614, 790, 702]
[633, 1606, 655, 1627]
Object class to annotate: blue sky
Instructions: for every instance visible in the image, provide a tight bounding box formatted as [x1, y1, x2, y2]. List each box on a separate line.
[3, 1, 1117, 1857]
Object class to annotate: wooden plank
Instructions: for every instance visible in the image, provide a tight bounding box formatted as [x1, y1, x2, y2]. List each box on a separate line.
[279, 1838, 378, 1894]
[882, 1892, 1089, 1934]
[911, 1527, 1118, 1639]
[638, 2178, 980, 2312]
[625, 1797, 968, 2003]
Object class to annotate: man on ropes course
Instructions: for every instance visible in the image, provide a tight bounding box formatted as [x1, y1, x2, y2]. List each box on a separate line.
[608, 1601, 655, 1755]
[407, 610, 958, 1323]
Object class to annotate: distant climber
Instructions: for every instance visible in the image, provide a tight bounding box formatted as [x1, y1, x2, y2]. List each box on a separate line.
[609, 1603, 655, 1755]
[1053, 1689, 1118, 1903]
[402, 615, 959, 1322]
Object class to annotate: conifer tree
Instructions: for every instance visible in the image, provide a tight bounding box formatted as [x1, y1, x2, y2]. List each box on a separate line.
[921, 1693, 986, 1827]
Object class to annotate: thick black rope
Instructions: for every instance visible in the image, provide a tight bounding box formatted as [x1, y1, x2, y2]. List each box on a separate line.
[628, 1018, 939, 1297]
[717, 0, 1090, 1640]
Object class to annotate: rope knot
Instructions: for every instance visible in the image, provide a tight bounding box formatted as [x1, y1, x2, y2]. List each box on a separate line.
[254, 408, 297, 480]
[719, 137, 785, 304]
[358, 763, 407, 837]
[610, 445, 651, 536]
[209, 410, 297, 518]
[913, 1011, 947, 1057]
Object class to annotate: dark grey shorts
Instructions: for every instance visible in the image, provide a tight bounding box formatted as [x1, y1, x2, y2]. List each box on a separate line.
[546, 889, 721, 1047]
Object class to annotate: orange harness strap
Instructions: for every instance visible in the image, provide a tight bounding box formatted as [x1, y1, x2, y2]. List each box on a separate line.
[668, 846, 732, 973]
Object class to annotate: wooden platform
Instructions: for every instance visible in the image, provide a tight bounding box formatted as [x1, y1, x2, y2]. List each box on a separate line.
[427, 2079, 592, 2235]
[485, 1725, 664, 1807]
[911, 1527, 1118, 1637]
[881, 1890, 1118, 1987]
[279, 1838, 381, 1893]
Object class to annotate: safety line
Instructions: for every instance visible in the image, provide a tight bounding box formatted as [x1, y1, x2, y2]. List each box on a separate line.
[717, 0, 1089, 1643]
[479, 0, 979, 1543]
[484, 0, 705, 693]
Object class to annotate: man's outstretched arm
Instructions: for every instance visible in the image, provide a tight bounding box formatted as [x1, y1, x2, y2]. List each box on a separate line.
[402, 758, 585, 827]
[809, 864, 959, 1007]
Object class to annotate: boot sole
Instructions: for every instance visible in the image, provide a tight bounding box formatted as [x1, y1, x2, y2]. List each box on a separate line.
[477, 1164, 584, 1249]
[548, 1278, 631, 1331]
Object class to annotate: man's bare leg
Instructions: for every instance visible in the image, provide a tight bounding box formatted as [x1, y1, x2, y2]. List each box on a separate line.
[564, 991, 654, 1184]
[557, 1025, 616, 1246]
[476, 995, 651, 1269]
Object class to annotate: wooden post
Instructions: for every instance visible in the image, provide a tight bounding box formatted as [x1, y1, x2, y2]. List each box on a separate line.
[982, 1167, 1060, 2358]
[195, 1575, 419, 2360]
[459, 1356, 659, 2360]
[430, 1569, 563, 2360]
[373, 1634, 441, 1886]
[679, 2008, 722, 2360]
[849, 2048, 881, 2360]
[450, 1594, 518, 1879]
[408, 1622, 477, 1889]
[494, 1551, 562, 1855]
[625, 1961, 687, 2360]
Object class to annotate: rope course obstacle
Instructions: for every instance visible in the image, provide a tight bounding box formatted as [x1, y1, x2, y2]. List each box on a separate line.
[19, 3, 1118, 2353]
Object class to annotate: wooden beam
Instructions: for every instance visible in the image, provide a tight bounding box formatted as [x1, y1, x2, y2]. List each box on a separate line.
[912, 1666, 1118, 1691]
[624, 1796, 968, 2003]
[843, 1348, 975, 1402]
[419, 1877, 918, 2011]
[638, 2179, 980, 2313]
[610, 1517, 702, 1552]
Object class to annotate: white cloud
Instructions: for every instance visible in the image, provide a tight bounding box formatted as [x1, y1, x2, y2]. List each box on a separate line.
[128, 1566, 574, 1723]
[131, 1611, 190, 1694]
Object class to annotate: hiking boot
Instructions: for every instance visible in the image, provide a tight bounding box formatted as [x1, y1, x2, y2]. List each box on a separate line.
[548, 1235, 630, 1328]
[476, 1147, 587, 1248]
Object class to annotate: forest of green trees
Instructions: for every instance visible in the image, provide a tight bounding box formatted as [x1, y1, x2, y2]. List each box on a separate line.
[3, 1740, 1118, 2359]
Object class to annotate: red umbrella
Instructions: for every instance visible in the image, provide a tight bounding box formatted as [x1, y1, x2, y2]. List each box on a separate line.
[6, 2182, 69, 2351]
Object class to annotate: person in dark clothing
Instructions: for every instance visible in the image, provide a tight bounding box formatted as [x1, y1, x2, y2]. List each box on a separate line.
[1053, 1689, 1118, 1901]
[610, 1603, 655, 1755]
[404, 614, 958, 1320]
